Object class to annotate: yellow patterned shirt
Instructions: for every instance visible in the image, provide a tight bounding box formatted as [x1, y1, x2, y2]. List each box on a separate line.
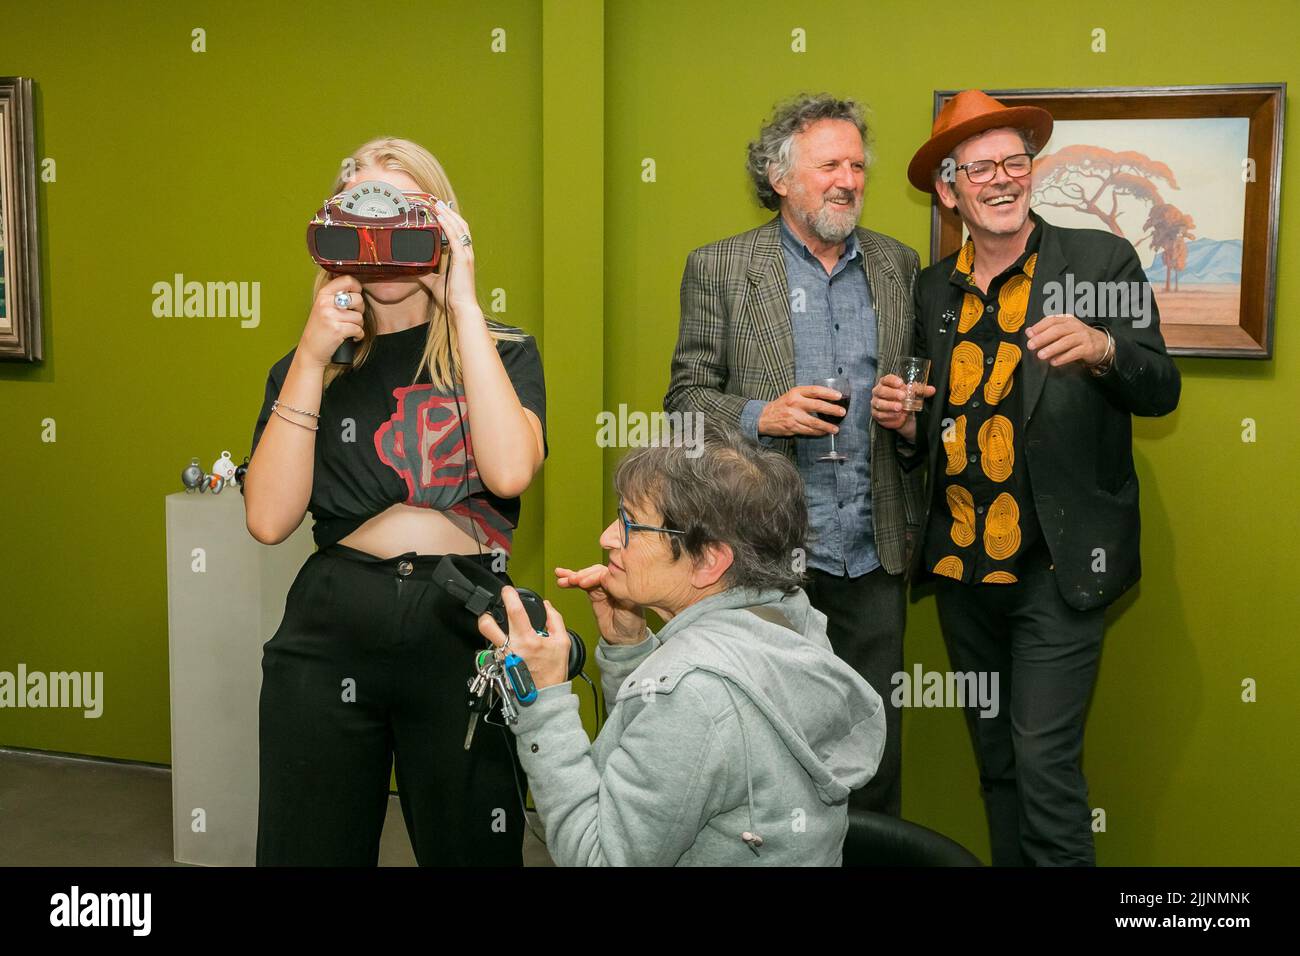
[924, 221, 1042, 586]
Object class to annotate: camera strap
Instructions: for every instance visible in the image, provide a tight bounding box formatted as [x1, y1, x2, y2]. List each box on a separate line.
[433, 554, 498, 616]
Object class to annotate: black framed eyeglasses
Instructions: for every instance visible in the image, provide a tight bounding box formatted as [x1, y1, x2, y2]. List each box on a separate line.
[617, 503, 686, 549]
[955, 152, 1034, 185]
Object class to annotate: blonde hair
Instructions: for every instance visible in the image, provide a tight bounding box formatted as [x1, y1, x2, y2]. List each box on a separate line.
[314, 137, 523, 390]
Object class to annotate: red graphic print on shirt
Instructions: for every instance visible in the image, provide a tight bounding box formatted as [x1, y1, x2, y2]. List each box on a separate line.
[374, 384, 512, 551]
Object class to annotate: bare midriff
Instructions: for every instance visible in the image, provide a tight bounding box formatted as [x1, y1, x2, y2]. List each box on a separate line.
[336, 502, 489, 558]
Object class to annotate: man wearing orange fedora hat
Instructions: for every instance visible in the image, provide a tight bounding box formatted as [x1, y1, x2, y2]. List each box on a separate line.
[871, 89, 1180, 865]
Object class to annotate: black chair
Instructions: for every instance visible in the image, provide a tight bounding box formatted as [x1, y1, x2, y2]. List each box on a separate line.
[842, 810, 984, 866]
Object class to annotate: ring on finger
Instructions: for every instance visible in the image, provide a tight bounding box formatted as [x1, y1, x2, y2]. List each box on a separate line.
[334, 291, 352, 309]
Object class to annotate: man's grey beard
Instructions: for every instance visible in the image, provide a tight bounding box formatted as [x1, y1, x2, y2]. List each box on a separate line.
[795, 197, 862, 244]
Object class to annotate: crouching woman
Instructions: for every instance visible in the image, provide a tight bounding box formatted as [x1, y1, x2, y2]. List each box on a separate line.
[477, 422, 885, 865]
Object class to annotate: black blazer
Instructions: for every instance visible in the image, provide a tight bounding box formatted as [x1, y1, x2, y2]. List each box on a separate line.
[907, 219, 1180, 611]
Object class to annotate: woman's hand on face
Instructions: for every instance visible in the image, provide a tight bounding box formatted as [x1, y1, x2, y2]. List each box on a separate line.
[428, 199, 481, 317]
[555, 565, 647, 645]
[476, 587, 570, 691]
[299, 274, 365, 369]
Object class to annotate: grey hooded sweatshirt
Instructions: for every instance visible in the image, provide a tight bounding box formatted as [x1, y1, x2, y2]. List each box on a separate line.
[508, 584, 885, 866]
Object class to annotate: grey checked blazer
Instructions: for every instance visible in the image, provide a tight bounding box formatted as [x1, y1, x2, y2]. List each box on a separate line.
[664, 214, 925, 577]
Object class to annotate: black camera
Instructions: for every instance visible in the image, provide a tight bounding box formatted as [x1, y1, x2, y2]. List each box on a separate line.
[433, 555, 586, 680]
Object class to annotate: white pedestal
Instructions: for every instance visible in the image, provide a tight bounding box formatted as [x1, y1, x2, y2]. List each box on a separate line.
[164, 490, 314, 866]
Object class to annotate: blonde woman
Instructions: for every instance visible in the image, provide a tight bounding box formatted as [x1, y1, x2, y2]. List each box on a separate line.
[244, 138, 547, 866]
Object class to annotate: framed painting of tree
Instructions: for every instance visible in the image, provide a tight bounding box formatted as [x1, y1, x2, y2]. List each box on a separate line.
[928, 85, 1285, 359]
[0, 76, 41, 363]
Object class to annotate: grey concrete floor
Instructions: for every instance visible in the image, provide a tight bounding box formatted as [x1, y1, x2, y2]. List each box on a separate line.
[0, 747, 552, 867]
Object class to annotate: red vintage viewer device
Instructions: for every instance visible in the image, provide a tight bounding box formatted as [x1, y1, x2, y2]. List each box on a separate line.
[306, 180, 446, 277]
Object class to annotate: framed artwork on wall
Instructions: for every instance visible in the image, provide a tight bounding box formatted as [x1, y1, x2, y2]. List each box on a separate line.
[0, 76, 42, 363]
[928, 84, 1285, 359]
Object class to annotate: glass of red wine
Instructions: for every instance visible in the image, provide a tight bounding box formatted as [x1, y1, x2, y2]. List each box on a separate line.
[816, 376, 850, 463]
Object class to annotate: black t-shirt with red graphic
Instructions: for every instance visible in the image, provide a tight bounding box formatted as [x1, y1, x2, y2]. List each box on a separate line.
[250, 320, 547, 553]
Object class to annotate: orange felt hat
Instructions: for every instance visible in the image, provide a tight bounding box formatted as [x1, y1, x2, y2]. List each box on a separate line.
[907, 89, 1054, 193]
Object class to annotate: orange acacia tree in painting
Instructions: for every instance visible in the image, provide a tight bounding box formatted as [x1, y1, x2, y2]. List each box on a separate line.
[1143, 203, 1197, 291]
[1031, 145, 1196, 288]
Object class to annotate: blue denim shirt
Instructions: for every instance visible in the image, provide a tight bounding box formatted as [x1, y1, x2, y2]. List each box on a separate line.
[740, 215, 880, 576]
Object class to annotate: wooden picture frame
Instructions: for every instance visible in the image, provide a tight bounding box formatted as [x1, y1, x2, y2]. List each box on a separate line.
[928, 84, 1285, 359]
[0, 76, 42, 363]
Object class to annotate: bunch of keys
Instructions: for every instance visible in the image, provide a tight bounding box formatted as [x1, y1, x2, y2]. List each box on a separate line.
[463, 645, 538, 750]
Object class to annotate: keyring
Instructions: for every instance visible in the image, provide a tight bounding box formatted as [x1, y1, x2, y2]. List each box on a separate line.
[493, 630, 511, 663]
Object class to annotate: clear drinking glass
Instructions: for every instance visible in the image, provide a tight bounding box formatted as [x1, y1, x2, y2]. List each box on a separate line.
[895, 357, 932, 412]
[816, 376, 850, 463]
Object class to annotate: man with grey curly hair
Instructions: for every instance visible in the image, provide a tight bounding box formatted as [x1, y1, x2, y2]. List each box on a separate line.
[665, 92, 925, 817]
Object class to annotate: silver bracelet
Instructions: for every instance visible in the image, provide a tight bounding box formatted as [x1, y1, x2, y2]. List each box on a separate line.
[1089, 326, 1116, 377]
[272, 399, 320, 420]
[273, 407, 319, 432]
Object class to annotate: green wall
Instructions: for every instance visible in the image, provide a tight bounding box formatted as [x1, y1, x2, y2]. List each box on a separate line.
[602, 0, 1299, 865]
[0, 0, 545, 756]
[3, 0, 1297, 865]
